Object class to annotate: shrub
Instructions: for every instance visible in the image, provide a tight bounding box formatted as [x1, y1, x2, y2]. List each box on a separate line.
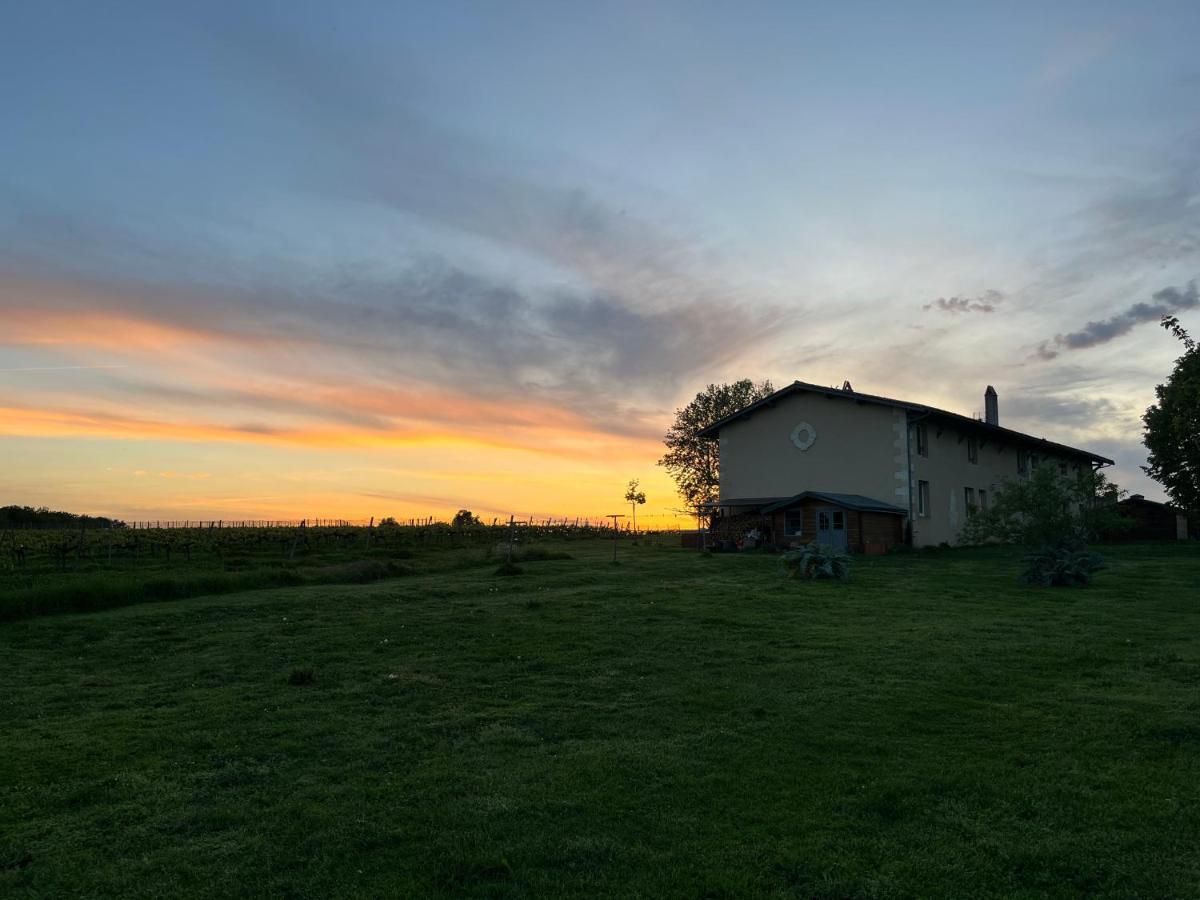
[781, 543, 852, 581]
[1022, 544, 1105, 587]
[960, 466, 1131, 548]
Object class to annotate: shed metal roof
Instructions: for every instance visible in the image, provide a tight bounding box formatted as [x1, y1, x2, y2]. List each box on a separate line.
[760, 491, 909, 515]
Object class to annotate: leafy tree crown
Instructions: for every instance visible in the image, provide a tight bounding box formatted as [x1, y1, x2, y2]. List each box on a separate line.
[1143, 315, 1200, 511]
[658, 379, 774, 512]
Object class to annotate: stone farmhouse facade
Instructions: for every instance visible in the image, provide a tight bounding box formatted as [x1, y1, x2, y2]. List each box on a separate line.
[698, 380, 1113, 550]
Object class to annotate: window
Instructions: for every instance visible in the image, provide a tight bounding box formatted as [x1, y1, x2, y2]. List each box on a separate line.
[918, 480, 930, 517]
[817, 510, 846, 531]
[1017, 450, 1029, 476]
[916, 424, 929, 458]
[1059, 461, 1068, 476]
[979, 489, 988, 512]
[784, 510, 803, 536]
[967, 437, 978, 464]
[965, 486, 976, 516]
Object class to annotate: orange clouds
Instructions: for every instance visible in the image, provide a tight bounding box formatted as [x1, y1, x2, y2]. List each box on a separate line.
[0, 398, 660, 462]
[1, 284, 685, 524]
[5, 310, 223, 351]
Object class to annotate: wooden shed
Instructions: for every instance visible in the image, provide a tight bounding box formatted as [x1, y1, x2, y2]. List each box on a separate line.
[1109, 495, 1191, 541]
[760, 491, 907, 554]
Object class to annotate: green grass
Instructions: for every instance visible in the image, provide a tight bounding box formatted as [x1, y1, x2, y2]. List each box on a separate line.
[0, 527, 591, 620]
[0, 558, 419, 621]
[2, 541, 1199, 896]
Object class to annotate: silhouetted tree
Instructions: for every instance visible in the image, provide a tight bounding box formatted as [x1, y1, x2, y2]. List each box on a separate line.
[1143, 315, 1200, 511]
[0, 505, 124, 529]
[452, 509, 481, 528]
[658, 379, 774, 516]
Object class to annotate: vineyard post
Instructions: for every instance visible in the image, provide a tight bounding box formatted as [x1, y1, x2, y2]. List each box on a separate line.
[506, 515, 515, 564]
[366, 516, 374, 550]
[606, 514, 625, 563]
[289, 520, 306, 561]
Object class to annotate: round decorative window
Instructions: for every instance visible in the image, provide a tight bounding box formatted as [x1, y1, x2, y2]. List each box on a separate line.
[790, 421, 817, 451]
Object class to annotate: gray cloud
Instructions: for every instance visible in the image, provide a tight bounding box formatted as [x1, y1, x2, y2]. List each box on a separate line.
[923, 290, 1004, 314]
[0, 9, 790, 439]
[195, 8, 724, 311]
[0, 252, 783, 440]
[1035, 280, 1199, 359]
[1002, 393, 1121, 429]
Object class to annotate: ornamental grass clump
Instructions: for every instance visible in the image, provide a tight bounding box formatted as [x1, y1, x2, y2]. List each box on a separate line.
[781, 543, 852, 581]
[1022, 544, 1105, 587]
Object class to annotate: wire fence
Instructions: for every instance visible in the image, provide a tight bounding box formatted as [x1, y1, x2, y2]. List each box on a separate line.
[1, 515, 687, 532]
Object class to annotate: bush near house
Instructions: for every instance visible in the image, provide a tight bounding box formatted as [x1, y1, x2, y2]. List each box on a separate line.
[960, 466, 1130, 585]
[961, 467, 1128, 549]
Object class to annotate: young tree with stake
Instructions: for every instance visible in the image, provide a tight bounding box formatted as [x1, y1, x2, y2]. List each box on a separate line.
[624, 479, 646, 532]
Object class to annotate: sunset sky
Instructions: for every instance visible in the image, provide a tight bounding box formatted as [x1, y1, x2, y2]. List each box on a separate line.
[3, 1, 1198, 525]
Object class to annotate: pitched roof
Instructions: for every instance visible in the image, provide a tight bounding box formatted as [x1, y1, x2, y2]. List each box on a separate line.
[698, 496, 789, 509]
[760, 491, 908, 515]
[1119, 494, 1182, 511]
[695, 380, 1114, 465]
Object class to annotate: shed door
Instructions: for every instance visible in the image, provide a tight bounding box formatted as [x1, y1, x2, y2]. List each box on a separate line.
[816, 508, 848, 550]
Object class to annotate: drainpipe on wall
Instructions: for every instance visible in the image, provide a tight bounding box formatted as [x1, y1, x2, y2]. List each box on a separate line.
[905, 410, 933, 546]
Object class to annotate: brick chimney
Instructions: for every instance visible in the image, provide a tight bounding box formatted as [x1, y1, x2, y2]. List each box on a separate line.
[984, 385, 999, 426]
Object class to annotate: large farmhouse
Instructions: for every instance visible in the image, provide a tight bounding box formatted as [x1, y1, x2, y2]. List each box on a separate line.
[698, 381, 1113, 550]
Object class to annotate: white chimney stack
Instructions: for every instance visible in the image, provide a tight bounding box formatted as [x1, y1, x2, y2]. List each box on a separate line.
[984, 385, 999, 426]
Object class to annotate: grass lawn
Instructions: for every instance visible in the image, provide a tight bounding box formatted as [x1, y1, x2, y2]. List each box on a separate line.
[3, 541, 1199, 897]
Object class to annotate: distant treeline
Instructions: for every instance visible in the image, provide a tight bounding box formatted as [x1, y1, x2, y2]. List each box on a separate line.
[0, 506, 126, 530]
